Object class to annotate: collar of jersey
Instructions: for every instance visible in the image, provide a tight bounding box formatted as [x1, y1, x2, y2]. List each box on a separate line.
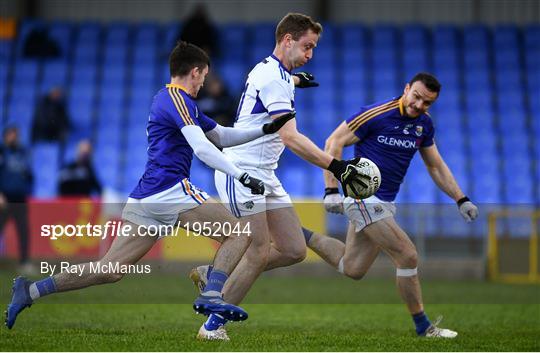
[166, 83, 188, 92]
[270, 54, 291, 74]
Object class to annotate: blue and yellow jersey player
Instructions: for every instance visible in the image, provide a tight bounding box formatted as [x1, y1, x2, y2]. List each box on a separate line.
[305, 73, 479, 338]
[6, 42, 295, 329]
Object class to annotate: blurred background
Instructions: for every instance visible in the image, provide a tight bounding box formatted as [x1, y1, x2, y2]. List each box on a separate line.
[0, 0, 538, 281]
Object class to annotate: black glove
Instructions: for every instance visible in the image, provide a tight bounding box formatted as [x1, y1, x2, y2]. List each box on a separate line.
[326, 158, 366, 197]
[239, 172, 265, 195]
[262, 111, 296, 134]
[293, 72, 319, 88]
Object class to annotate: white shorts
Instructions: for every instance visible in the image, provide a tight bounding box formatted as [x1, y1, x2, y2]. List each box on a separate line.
[122, 179, 209, 230]
[343, 195, 396, 232]
[215, 169, 292, 217]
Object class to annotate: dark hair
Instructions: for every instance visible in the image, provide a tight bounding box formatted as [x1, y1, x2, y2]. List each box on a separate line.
[275, 13, 323, 43]
[169, 41, 210, 78]
[409, 72, 441, 94]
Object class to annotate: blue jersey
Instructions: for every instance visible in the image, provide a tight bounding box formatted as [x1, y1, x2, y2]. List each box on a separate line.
[346, 97, 435, 202]
[130, 84, 217, 199]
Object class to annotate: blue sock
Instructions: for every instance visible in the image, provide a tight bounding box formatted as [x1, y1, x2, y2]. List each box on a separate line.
[302, 227, 314, 243]
[206, 265, 213, 280]
[204, 314, 227, 331]
[34, 277, 57, 297]
[412, 311, 431, 335]
[204, 270, 228, 293]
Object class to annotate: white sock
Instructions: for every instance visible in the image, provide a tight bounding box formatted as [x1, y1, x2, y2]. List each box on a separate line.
[29, 283, 40, 300]
[202, 290, 221, 297]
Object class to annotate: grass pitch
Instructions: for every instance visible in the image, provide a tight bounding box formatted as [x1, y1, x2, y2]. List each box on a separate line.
[1, 270, 538, 351]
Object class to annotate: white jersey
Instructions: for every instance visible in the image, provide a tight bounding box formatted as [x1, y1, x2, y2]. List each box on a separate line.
[224, 55, 295, 170]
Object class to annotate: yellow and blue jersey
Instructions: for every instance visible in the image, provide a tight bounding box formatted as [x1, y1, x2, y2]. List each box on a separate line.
[346, 97, 435, 202]
[129, 84, 217, 199]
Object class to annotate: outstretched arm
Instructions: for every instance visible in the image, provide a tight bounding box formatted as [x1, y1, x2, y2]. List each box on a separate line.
[205, 112, 295, 148]
[182, 125, 264, 194]
[420, 143, 479, 222]
[419, 143, 465, 201]
[278, 114, 360, 194]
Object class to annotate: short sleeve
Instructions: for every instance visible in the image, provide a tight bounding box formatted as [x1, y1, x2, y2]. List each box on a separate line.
[258, 79, 293, 116]
[198, 111, 218, 132]
[166, 87, 198, 129]
[421, 118, 435, 147]
[345, 107, 374, 140]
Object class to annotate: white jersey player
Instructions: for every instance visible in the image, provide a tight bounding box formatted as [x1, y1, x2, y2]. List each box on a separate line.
[193, 13, 360, 340]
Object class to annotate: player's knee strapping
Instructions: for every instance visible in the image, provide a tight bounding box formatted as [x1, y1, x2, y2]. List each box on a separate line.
[396, 267, 417, 277]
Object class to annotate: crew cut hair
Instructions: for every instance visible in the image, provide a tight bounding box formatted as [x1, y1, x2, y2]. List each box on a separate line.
[275, 13, 322, 43]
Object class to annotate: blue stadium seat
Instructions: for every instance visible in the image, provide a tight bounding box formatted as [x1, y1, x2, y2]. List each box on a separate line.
[219, 62, 248, 95]
[494, 25, 518, 49]
[250, 23, 275, 49]
[48, 22, 72, 57]
[432, 25, 458, 49]
[342, 88, 368, 116]
[402, 156, 436, 204]
[133, 44, 157, 66]
[464, 49, 489, 70]
[70, 63, 98, 86]
[372, 25, 397, 47]
[372, 47, 396, 68]
[103, 46, 127, 66]
[433, 68, 459, 91]
[189, 160, 216, 195]
[433, 51, 458, 73]
[495, 69, 522, 91]
[32, 142, 60, 197]
[465, 69, 491, 92]
[497, 106, 527, 132]
[495, 50, 519, 71]
[40, 60, 69, 92]
[134, 23, 158, 45]
[102, 64, 126, 85]
[471, 172, 502, 204]
[219, 24, 247, 61]
[78, 22, 101, 42]
[339, 23, 367, 49]
[275, 167, 309, 197]
[500, 132, 529, 160]
[403, 48, 428, 79]
[106, 23, 130, 44]
[131, 67, 156, 89]
[403, 25, 427, 48]
[463, 25, 489, 48]
[503, 159, 534, 204]
[162, 22, 181, 52]
[13, 60, 39, 83]
[0, 40, 13, 59]
[94, 143, 122, 190]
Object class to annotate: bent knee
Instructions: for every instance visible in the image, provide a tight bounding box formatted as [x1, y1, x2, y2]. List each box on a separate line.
[283, 247, 306, 265]
[398, 249, 418, 269]
[245, 242, 270, 266]
[343, 265, 367, 280]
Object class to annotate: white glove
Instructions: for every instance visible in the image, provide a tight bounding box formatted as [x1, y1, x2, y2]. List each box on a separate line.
[457, 197, 479, 222]
[324, 188, 344, 214]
